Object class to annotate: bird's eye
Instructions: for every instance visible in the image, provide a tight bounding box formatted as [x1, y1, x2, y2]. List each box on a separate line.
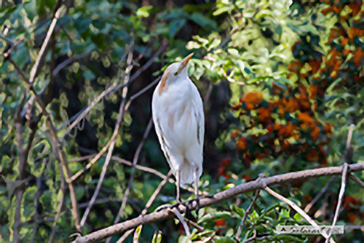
[174, 72, 178, 76]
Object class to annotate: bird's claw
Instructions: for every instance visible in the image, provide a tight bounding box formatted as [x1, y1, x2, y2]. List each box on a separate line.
[156, 201, 186, 212]
[187, 197, 200, 212]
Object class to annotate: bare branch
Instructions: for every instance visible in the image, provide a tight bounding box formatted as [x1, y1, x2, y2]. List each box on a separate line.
[29, 6, 65, 84]
[116, 229, 134, 243]
[7, 56, 29, 82]
[53, 51, 91, 76]
[142, 170, 173, 215]
[304, 176, 336, 213]
[349, 173, 364, 188]
[113, 119, 153, 223]
[264, 186, 334, 242]
[346, 124, 355, 149]
[80, 50, 134, 227]
[1, 39, 23, 58]
[236, 189, 260, 239]
[171, 208, 191, 238]
[73, 162, 364, 242]
[115, 171, 172, 243]
[326, 163, 348, 243]
[124, 76, 160, 110]
[62, 44, 167, 140]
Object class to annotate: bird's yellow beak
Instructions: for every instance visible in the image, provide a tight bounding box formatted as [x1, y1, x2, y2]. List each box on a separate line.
[177, 53, 194, 74]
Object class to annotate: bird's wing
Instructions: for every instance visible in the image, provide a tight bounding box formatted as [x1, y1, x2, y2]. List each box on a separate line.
[152, 89, 174, 168]
[191, 84, 205, 149]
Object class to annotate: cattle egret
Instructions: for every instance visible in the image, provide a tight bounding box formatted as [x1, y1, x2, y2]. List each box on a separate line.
[152, 53, 204, 207]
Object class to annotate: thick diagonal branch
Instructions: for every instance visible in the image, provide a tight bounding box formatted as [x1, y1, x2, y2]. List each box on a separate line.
[73, 162, 364, 243]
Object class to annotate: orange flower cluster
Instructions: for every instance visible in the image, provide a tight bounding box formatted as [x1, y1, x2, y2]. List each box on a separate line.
[344, 196, 364, 223]
[231, 87, 332, 165]
[218, 158, 231, 179]
[241, 91, 263, 110]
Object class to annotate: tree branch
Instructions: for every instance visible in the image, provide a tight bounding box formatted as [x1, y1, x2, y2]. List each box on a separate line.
[113, 119, 153, 223]
[349, 173, 364, 188]
[236, 189, 260, 239]
[264, 186, 334, 242]
[80, 50, 134, 227]
[29, 6, 64, 84]
[73, 162, 364, 242]
[326, 163, 348, 242]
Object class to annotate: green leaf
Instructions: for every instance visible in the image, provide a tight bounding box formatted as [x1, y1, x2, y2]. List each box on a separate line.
[227, 48, 239, 57]
[152, 230, 162, 243]
[232, 204, 245, 218]
[136, 6, 153, 18]
[169, 18, 186, 37]
[74, 16, 91, 34]
[189, 13, 217, 30]
[213, 236, 236, 243]
[133, 225, 143, 242]
[0, 6, 17, 25]
[1, 176, 30, 199]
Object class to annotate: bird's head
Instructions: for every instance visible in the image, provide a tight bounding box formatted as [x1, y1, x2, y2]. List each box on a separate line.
[161, 53, 194, 83]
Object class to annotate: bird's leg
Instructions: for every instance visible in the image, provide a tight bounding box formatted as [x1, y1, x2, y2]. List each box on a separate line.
[157, 170, 185, 212]
[193, 166, 200, 212]
[176, 169, 182, 204]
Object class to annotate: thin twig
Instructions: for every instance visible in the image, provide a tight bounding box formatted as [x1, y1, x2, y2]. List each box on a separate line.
[62, 44, 167, 140]
[7, 56, 28, 82]
[325, 124, 355, 242]
[304, 176, 336, 212]
[346, 124, 355, 149]
[69, 154, 97, 162]
[1, 39, 23, 58]
[49, 161, 67, 242]
[171, 208, 191, 238]
[10, 2, 82, 232]
[326, 163, 348, 243]
[116, 171, 172, 243]
[29, 6, 65, 84]
[124, 76, 160, 111]
[31, 85, 81, 231]
[142, 170, 173, 215]
[116, 229, 134, 243]
[349, 174, 364, 188]
[112, 156, 168, 181]
[185, 218, 205, 232]
[236, 189, 260, 239]
[79, 198, 141, 210]
[105, 119, 153, 243]
[80, 49, 134, 228]
[53, 51, 91, 76]
[264, 186, 334, 242]
[69, 48, 136, 182]
[113, 119, 153, 223]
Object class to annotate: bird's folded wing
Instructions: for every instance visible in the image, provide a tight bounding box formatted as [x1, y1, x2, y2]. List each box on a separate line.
[192, 86, 205, 148]
[152, 108, 173, 166]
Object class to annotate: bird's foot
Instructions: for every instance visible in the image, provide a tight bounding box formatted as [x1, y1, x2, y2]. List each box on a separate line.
[187, 197, 200, 212]
[156, 200, 187, 212]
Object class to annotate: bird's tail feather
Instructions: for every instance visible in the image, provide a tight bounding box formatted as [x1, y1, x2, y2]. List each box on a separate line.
[179, 159, 199, 188]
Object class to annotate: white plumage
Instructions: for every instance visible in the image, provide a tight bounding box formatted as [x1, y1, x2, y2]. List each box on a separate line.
[152, 53, 204, 202]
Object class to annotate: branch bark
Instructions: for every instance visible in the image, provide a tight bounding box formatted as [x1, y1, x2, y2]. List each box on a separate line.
[73, 162, 364, 243]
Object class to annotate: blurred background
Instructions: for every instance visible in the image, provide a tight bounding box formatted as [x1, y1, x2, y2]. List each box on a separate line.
[1, 0, 364, 242]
